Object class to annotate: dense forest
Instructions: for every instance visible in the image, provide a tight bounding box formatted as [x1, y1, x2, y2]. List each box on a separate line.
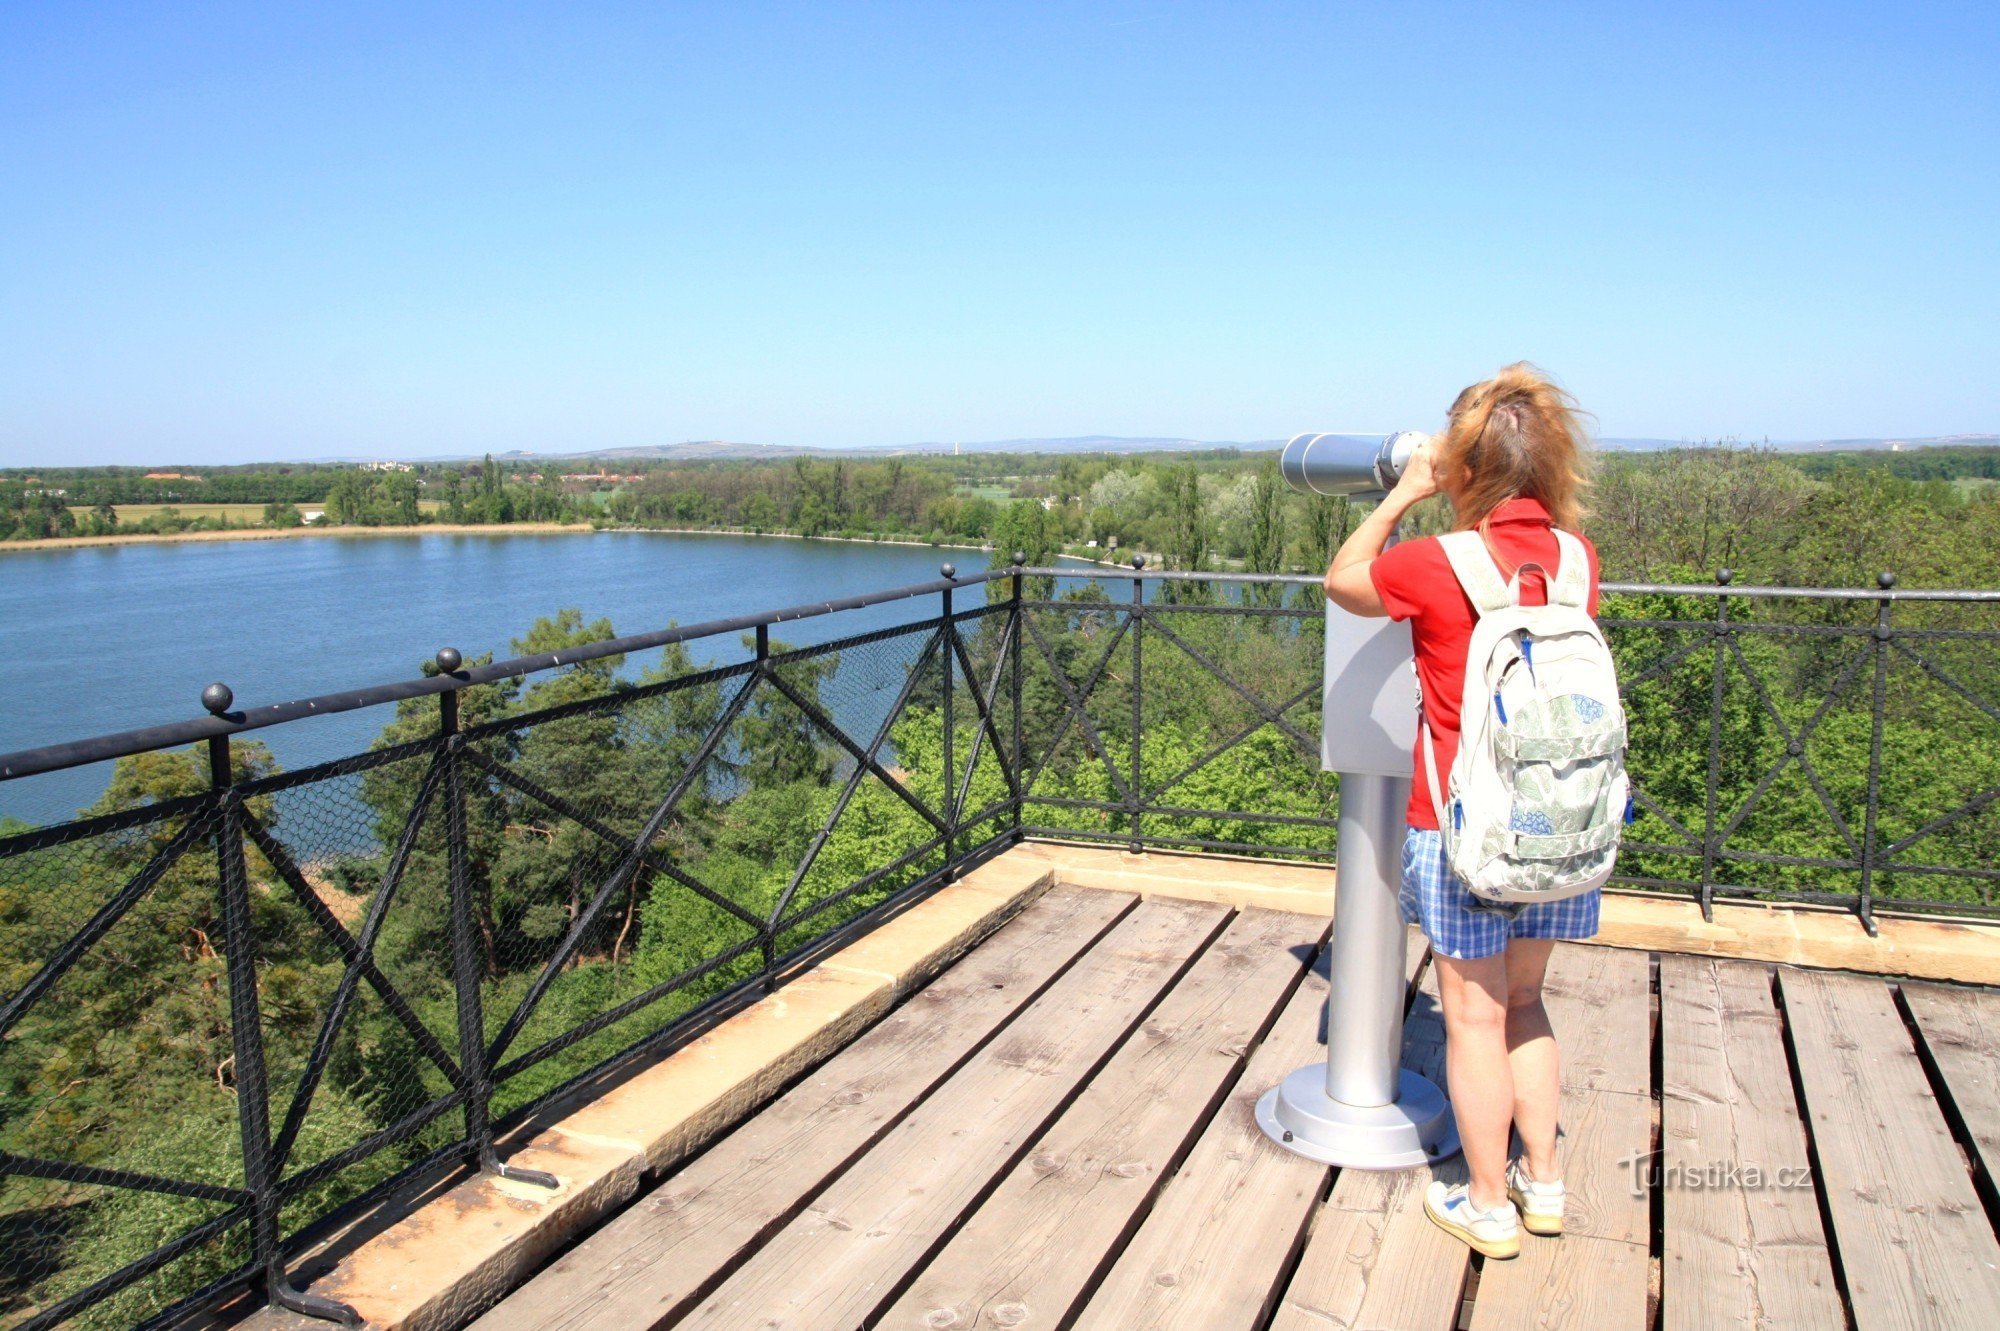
[6, 445, 2000, 598]
[4, 443, 2000, 1328]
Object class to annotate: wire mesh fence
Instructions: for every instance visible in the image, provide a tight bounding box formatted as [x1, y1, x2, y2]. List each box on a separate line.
[2, 563, 1996, 1327]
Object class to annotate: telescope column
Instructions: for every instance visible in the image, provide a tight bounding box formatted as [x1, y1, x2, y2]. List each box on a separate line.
[1255, 770, 1459, 1168]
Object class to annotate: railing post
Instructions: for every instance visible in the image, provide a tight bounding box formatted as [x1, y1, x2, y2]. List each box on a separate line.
[1699, 570, 1732, 922]
[1010, 551, 1026, 842]
[203, 686, 360, 1325]
[752, 627, 778, 977]
[437, 654, 558, 1190]
[940, 565, 957, 878]
[1128, 554, 1145, 854]
[1858, 573, 1895, 936]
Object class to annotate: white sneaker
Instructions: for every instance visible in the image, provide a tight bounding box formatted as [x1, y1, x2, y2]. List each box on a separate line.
[1423, 1181, 1521, 1259]
[1507, 1159, 1565, 1236]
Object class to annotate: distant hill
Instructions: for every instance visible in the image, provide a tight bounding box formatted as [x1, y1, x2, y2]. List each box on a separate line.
[311, 432, 2000, 467]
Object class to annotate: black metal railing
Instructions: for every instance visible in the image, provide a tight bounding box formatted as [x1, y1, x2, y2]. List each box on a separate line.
[1, 561, 1996, 1330]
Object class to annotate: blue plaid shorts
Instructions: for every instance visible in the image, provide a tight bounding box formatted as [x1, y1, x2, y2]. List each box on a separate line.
[1399, 827, 1601, 960]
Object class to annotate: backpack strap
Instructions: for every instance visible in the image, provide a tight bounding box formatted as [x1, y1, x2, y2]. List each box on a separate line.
[1550, 530, 1591, 609]
[1436, 531, 1513, 616]
[1420, 706, 1451, 835]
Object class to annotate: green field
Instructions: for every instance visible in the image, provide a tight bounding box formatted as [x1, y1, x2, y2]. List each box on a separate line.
[954, 484, 1016, 502]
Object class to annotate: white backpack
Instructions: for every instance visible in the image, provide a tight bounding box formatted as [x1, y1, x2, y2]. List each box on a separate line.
[1422, 529, 1629, 904]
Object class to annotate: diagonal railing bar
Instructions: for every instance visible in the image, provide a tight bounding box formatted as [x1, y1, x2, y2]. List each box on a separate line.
[1711, 638, 1874, 850]
[949, 619, 1019, 819]
[764, 670, 949, 834]
[768, 628, 945, 930]
[492, 930, 769, 1083]
[486, 672, 760, 1067]
[1718, 633, 1864, 856]
[1888, 639, 2000, 728]
[1610, 628, 1724, 690]
[1626, 782, 1703, 849]
[242, 815, 466, 1091]
[0, 1150, 251, 1205]
[466, 750, 765, 932]
[1014, 615, 1127, 800]
[271, 1087, 467, 1201]
[1021, 608, 1133, 803]
[0, 814, 207, 1042]
[1140, 679, 1321, 806]
[1883, 783, 2000, 858]
[775, 824, 955, 936]
[14, 1204, 251, 1331]
[264, 752, 450, 1176]
[948, 618, 1021, 799]
[1138, 611, 1321, 762]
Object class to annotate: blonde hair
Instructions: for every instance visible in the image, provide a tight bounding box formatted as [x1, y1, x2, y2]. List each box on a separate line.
[1434, 362, 1592, 531]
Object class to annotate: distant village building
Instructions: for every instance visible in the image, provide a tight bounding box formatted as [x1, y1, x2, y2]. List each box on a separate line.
[361, 460, 414, 472]
[561, 471, 644, 486]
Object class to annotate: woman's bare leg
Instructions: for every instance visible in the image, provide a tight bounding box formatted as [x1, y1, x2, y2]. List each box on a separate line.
[1503, 938, 1561, 1181]
[1435, 951, 1513, 1211]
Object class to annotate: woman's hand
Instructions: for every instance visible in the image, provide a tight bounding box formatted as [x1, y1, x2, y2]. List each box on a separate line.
[1390, 432, 1440, 504]
[1323, 432, 1440, 615]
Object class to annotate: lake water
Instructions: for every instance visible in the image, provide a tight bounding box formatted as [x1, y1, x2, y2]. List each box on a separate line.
[0, 532, 1047, 828]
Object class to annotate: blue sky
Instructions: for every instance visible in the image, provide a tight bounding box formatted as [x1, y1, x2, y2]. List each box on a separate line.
[2, 3, 1994, 465]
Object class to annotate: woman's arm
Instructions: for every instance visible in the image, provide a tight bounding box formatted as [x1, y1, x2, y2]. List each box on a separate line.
[1322, 442, 1441, 616]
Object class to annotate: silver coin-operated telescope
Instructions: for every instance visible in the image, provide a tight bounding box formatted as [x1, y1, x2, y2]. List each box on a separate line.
[1279, 430, 1428, 499]
[1255, 431, 1462, 1169]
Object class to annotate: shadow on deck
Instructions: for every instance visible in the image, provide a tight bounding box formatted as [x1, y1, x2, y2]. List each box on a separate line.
[439, 860, 2000, 1331]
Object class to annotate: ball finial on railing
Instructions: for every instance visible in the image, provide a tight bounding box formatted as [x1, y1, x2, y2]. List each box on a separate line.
[1130, 553, 1146, 570]
[436, 647, 463, 674]
[1878, 571, 1898, 590]
[201, 682, 234, 715]
[1011, 550, 1027, 567]
[940, 563, 957, 580]
[1715, 568, 1735, 586]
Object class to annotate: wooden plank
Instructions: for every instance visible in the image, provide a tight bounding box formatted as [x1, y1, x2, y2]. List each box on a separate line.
[1467, 944, 1652, 1331]
[1063, 928, 1403, 1329]
[1781, 968, 2000, 1331]
[673, 895, 1229, 1330]
[1903, 983, 2000, 1201]
[471, 883, 1133, 1331]
[875, 908, 1331, 1330]
[1659, 956, 1843, 1331]
[1271, 939, 1467, 1331]
[1542, 941, 1654, 1096]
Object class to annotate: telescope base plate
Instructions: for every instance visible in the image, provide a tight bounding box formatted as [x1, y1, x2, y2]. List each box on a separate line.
[1256, 1066, 1460, 1169]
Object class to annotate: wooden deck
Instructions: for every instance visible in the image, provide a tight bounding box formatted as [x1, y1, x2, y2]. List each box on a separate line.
[471, 884, 2000, 1331]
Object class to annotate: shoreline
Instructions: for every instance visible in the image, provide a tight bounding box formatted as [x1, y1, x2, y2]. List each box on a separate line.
[1, 520, 1118, 564]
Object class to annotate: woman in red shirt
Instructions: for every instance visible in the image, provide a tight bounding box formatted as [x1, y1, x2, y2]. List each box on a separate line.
[1323, 363, 1599, 1260]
